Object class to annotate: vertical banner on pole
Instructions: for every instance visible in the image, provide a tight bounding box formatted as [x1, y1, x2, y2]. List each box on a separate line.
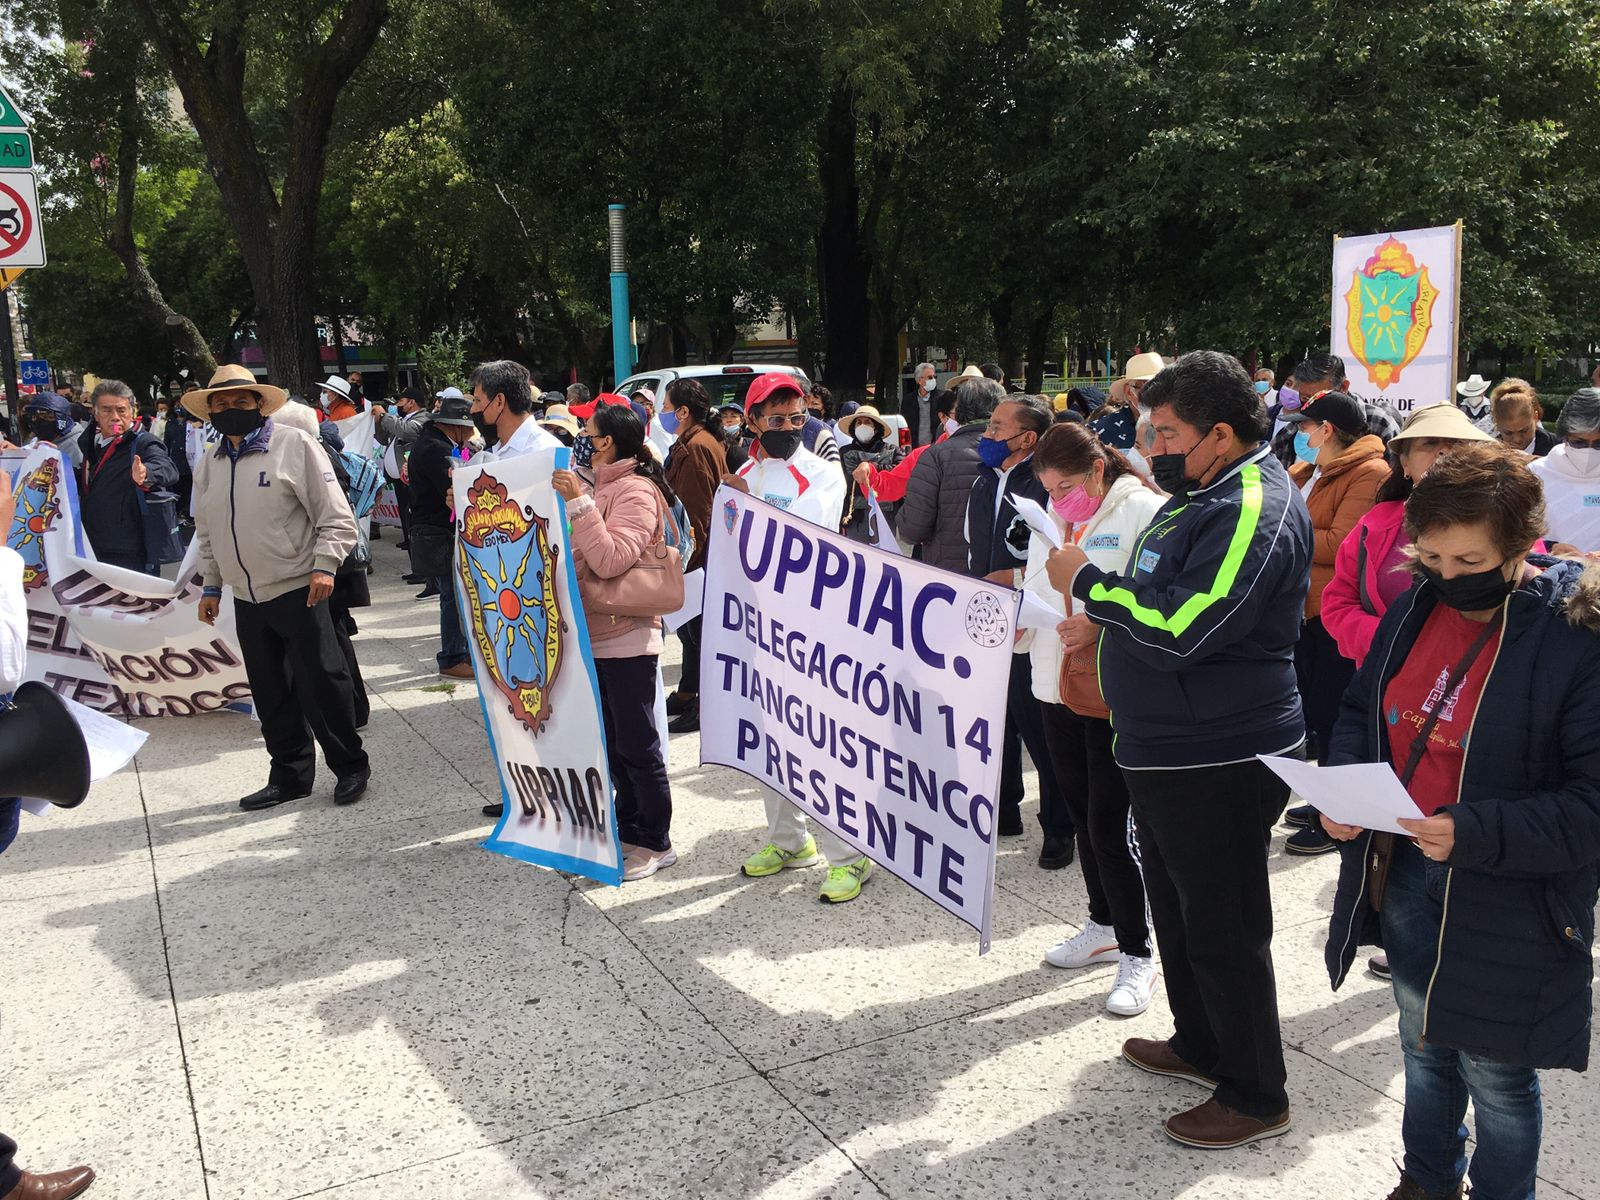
[452, 446, 621, 885]
[1331, 223, 1464, 415]
[699, 486, 1016, 952]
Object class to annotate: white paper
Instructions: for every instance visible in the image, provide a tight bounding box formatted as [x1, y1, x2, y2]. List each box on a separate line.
[664, 568, 705, 633]
[866, 494, 904, 556]
[68, 695, 148, 782]
[1256, 756, 1423, 835]
[1010, 494, 1063, 550]
[1017, 591, 1063, 632]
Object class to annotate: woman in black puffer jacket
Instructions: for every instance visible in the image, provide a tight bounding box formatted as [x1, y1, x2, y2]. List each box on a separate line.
[837, 406, 903, 541]
[1322, 443, 1600, 1200]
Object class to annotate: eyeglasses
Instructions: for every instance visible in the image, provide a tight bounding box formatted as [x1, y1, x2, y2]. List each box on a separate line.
[1567, 435, 1600, 450]
[762, 412, 808, 429]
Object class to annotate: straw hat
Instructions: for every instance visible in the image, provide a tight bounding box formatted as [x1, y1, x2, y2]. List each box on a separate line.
[1389, 403, 1498, 446]
[182, 364, 289, 421]
[1122, 352, 1167, 383]
[838, 405, 889, 438]
[946, 365, 985, 387]
[539, 403, 580, 439]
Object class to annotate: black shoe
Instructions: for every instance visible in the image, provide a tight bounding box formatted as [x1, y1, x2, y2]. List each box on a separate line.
[667, 704, 699, 734]
[1283, 803, 1316, 830]
[416, 584, 439, 599]
[1038, 835, 1075, 869]
[1368, 953, 1392, 981]
[403, 572, 425, 584]
[240, 783, 311, 811]
[399, 540, 410, 551]
[998, 811, 1025, 837]
[1285, 823, 1337, 856]
[333, 769, 370, 806]
[666, 690, 696, 717]
[482, 802, 505, 819]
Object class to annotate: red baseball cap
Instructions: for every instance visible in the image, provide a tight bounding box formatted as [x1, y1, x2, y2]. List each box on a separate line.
[569, 392, 631, 420]
[744, 372, 806, 415]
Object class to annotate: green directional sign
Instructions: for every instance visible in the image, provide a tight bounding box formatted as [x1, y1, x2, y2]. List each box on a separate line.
[0, 85, 27, 131]
[0, 131, 31, 168]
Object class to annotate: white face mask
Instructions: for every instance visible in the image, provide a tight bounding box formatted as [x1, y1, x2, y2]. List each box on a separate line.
[853, 425, 876, 445]
[944, 416, 960, 436]
[1566, 446, 1600, 475]
[922, 377, 935, 392]
[722, 422, 742, 437]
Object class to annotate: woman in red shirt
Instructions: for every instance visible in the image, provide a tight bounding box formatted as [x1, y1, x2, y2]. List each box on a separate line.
[1321, 444, 1600, 1200]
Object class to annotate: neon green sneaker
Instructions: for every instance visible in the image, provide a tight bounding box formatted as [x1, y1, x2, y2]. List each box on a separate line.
[819, 857, 874, 903]
[741, 837, 822, 878]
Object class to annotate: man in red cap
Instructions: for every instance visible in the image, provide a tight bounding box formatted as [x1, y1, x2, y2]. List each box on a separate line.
[725, 374, 874, 902]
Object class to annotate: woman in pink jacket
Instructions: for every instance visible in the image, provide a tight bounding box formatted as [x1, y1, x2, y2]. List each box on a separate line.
[1321, 404, 1497, 668]
[552, 405, 679, 881]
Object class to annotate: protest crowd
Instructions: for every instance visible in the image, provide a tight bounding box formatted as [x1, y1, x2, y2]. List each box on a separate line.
[5, 343, 1600, 1200]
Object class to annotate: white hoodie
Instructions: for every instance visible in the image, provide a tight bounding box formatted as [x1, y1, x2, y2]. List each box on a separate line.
[1025, 471, 1167, 703]
[735, 442, 846, 531]
[1530, 444, 1600, 551]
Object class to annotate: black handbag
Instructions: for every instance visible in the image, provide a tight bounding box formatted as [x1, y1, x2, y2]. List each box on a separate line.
[136, 487, 185, 566]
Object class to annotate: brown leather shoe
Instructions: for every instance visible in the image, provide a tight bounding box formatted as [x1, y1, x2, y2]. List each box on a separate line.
[1121, 1037, 1220, 1088]
[1383, 1170, 1463, 1200]
[3, 1165, 96, 1199]
[1163, 1097, 1291, 1148]
[438, 662, 474, 679]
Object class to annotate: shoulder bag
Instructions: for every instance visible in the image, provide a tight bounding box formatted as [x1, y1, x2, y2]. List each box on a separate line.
[583, 489, 684, 619]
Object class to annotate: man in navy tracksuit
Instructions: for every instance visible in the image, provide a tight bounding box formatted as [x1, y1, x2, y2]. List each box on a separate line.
[1049, 351, 1312, 1150]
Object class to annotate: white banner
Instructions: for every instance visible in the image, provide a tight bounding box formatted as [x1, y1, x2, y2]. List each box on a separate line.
[1331, 223, 1462, 415]
[333, 409, 377, 459]
[700, 486, 1016, 951]
[452, 447, 621, 885]
[46, 537, 253, 718]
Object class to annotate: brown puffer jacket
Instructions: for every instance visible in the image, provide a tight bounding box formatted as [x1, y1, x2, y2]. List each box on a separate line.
[1289, 433, 1390, 618]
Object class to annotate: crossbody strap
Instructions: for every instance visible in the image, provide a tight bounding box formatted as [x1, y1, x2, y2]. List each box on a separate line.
[1395, 617, 1499, 787]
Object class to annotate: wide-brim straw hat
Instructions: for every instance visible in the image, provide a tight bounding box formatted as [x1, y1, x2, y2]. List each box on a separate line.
[1390, 402, 1498, 446]
[838, 405, 889, 437]
[1122, 351, 1167, 383]
[946, 365, 985, 387]
[182, 364, 289, 421]
[539, 403, 580, 438]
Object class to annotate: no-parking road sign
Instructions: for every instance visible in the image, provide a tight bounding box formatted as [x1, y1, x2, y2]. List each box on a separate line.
[0, 170, 45, 267]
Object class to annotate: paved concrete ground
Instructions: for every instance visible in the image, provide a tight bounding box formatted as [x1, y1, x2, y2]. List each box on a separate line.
[3, 537, 1596, 1200]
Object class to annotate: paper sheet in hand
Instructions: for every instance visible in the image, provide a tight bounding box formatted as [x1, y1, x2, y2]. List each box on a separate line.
[1009, 495, 1063, 550]
[18, 696, 147, 814]
[1256, 756, 1423, 834]
[1017, 591, 1063, 632]
[664, 569, 705, 633]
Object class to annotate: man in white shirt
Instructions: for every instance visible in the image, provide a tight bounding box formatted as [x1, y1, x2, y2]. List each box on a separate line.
[468, 361, 559, 463]
[726, 374, 872, 903]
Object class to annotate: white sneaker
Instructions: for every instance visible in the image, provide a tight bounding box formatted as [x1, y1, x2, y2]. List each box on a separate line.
[1105, 955, 1159, 1016]
[622, 846, 678, 881]
[1044, 921, 1121, 969]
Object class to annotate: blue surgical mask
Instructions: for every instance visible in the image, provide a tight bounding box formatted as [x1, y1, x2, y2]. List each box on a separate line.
[573, 433, 596, 468]
[1293, 430, 1318, 464]
[977, 435, 1014, 468]
[1253, 380, 1271, 396]
[658, 408, 680, 435]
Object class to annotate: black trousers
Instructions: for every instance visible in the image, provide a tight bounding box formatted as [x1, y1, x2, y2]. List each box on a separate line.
[999, 652, 1073, 838]
[1294, 614, 1353, 764]
[393, 477, 413, 548]
[327, 593, 370, 728]
[0, 1132, 19, 1195]
[1123, 758, 1290, 1118]
[234, 586, 368, 789]
[676, 615, 703, 695]
[1041, 702, 1150, 957]
[594, 655, 673, 852]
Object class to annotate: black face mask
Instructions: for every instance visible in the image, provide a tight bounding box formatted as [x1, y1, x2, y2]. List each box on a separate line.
[1150, 431, 1220, 499]
[211, 408, 265, 438]
[28, 416, 58, 439]
[1419, 561, 1517, 612]
[759, 428, 803, 460]
[471, 410, 495, 441]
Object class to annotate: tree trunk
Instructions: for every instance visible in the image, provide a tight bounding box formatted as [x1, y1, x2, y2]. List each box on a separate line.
[1024, 304, 1055, 394]
[329, 303, 348, 375]
[817, 84, 870, 404]
[105, 86, 216, 378]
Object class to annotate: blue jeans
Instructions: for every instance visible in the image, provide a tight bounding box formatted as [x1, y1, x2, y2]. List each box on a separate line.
[1381, 839, 1542, 1200]
[433, 571, 468, 669]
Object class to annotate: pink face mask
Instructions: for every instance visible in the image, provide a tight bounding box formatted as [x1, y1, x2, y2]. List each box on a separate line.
[1051, 484, 1102, 524]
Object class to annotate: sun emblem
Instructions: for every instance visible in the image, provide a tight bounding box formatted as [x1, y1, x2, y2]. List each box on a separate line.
[8, 455, 63, 591]
[1344, 235, 1439, 389]
[456, 473, 564, 733]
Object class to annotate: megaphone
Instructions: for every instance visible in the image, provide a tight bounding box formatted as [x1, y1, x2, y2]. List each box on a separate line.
[0, 682, 90, 809]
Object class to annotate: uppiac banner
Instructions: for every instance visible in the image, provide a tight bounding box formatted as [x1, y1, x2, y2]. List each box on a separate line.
[1331, 223, 1462, 415]
[451, 446, 621, 886]
[46, 535, 254, 718]
[700, 486, 1017, 952]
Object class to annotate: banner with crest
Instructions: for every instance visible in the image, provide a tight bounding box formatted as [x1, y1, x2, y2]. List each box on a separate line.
[451, 446, 621, 886]
[1331, 222, 1462, 416]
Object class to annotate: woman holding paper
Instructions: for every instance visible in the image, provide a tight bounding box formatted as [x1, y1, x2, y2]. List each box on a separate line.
[554, 404, 680, 882]
[1322, 443, 1600, 1200]
[1029, 422, 1166, 1015]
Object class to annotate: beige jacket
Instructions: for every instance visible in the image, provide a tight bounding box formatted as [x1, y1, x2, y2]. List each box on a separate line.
[193, 419, 358, 604]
